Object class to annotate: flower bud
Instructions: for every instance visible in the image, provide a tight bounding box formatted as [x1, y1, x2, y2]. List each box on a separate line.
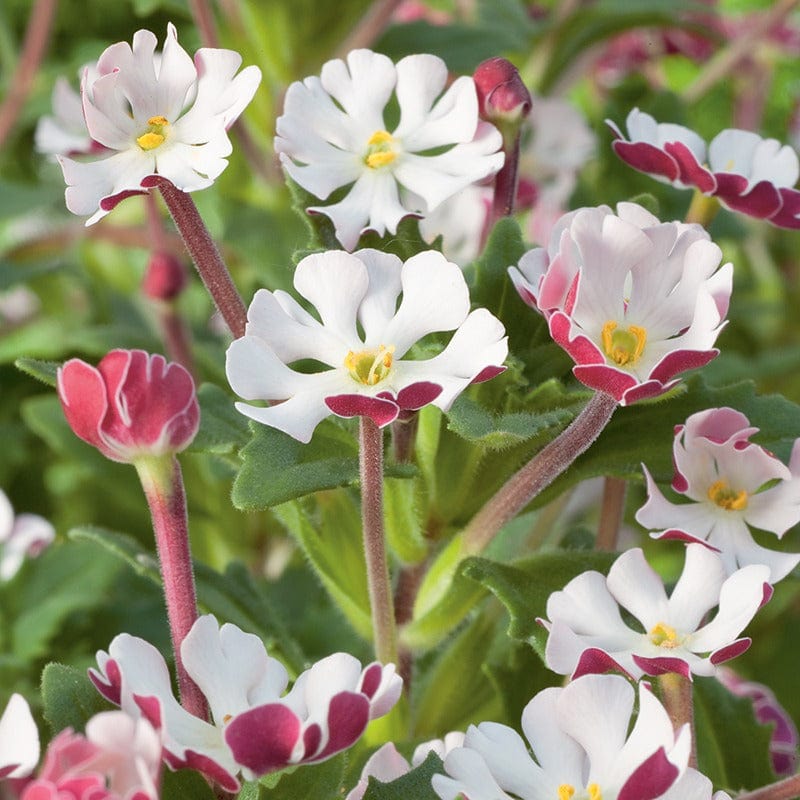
[473, 57, 532, 125]
[142, 252, 188, 301]
[57, 349, 199, 463]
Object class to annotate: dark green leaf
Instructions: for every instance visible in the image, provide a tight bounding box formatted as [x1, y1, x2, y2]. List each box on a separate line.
[264, 753, 345, 800]
[362, 752, 443, 800]
[188, 382, 250, 455]
[40, 663, 111, 735]
[160, 768, 218, 800]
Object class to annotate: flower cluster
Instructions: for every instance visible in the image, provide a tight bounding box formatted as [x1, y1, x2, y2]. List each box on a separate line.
[226, 248, 507, 442]
[275, 48, 504, 250]
[90, 615, 402, 790]
[58, 24, 261, 224]
[636, 407, 800, 581]
[608, 108, 800, 227]
[509, 202, 731, 404]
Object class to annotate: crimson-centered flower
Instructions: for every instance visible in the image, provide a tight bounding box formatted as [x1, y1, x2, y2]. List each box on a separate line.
[433, 674, 691, 800]
[20, 712, 161, 800]
[58, 24, 261, 225]
[226, 249, 507, 443]
[275, 48, 504, 250]
[57, 349, 199, 463]
[543, 545, 771, 682]
[0, 694, 39, 781]
[90, 615, 402, 792]
[509, 202, 731, 404]
[607, 108, 800, 228]
[636, 407, 800, 582]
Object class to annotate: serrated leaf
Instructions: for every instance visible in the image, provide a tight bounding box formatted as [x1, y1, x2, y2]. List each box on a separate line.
[40, 663, 111, 735]
[231, 420, 359, 510]
[694, 676, 775, 790]
[188, 382, 250, 455]
[462, 551, 617, 657]
[362, 752, 443, 800]
[14, 357, 59, 387]
[273, 494, 372, 640]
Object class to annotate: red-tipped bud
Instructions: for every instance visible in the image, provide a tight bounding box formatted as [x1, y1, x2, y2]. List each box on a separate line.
[57, 350, 199, 463]
[142, 252, 188, 301]
[473, 57, 532, 125]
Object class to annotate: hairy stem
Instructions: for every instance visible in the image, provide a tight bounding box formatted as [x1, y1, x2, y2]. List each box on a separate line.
[154, 178, 247, 338]
[657, 672, 696, 769]
[359, 417, 398, 665]
[462, 392, 618, 554]
[135, 456, 208, 721]
[595, 476, 626, 552]
[738, 774, 800, 800]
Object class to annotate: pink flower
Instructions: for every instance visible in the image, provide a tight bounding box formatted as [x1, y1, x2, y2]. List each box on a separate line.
[90, 615, 402, 791]
[508, 203, 731, 404]
[473, 58, 531, 124]
[636, 407, 800, 582]
[57, 350, 199, 463]
[606, 109, 800, 228]
[20, 712, 161, 800]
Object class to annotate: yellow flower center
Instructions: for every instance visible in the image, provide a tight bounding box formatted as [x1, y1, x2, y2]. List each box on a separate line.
[649, 621, 680, 648]
[707, 479, 748, 511]
[364, 130, 397, 169]
[601, 321, 647, 367]
[558, 786, 575, 800]
[344, 345, 394, 385]
[557, 783, 602, 800]
[136, 115, 170, 151]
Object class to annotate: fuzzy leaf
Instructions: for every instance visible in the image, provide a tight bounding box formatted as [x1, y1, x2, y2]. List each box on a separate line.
[261, 754, 345, 800]
[160, 768, 218, 800]
[362, 752, 443, 800]
[188, 382, 250, 455]
[14, 357, 59, 387]
[40, 663, 111, 735]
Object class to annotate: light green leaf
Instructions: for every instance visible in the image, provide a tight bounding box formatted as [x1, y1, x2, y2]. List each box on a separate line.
[14, 357, 59, 387]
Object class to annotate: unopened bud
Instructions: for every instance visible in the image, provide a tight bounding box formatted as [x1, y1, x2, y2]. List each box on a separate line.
[473, 58, 532, 125]
[142, 252, 188, 301]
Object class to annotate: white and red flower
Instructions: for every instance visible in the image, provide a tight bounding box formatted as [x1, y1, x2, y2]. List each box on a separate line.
[58, 24, 260, 225]
[0, 694, 39, 782]
[607, 109, 800, 228]
[19, 712, 161, 800]
[636, 407, 800, 582]
[57, 349, 199, 464]
[226, 248, 507, 443]
[542, 545, 771, 681]
[89, 615, 402, 791]
[0, 489, 55, 581]
[432, 674, 691, 800]
[509, 202, 731, 404]
[274, 49, 504, 250]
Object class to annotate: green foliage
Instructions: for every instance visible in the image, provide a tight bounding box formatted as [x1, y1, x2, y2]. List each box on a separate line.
[361, 752, 444, 800]
[40, 663, 111, 734]
[189, 382, 250, 455]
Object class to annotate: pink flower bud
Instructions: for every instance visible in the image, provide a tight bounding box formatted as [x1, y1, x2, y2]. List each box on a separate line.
[473, 57, 532, 124]
[142, 252, 187, 301]
[57, 349, 199, 463]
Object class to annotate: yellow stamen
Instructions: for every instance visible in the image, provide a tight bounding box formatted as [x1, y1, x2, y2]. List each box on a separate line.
[601, 321, 647, 367]
[707, 479, 748, 511]
[364, 129, 397, 169]
[649, 621, 680, 648]
[558, 786, 575, 800]
[344, 345, 395, 385]
[222, 714, 232, 724]
[588, 784, 602, 800]
[136, 115, 170, 151]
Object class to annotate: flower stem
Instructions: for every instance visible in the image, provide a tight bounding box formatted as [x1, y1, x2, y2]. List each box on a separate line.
[684, 190, 720, 228]
[657, 672, 697, 769]
[359, 417, 398, 665]
[462, 391, 618, 554]
[490, 130, 522, 224]
[135, 455, 208, 721]
[595, 476, 626, 552]
[737, 774, 800, 800]
[152, 177, 248, 338]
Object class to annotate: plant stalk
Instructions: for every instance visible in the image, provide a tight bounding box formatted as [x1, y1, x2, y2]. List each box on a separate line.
[595, 476, 626, 552]
[657, 672, 697, 769]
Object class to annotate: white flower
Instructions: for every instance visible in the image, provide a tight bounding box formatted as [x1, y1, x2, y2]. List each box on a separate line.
[636, 407, 800, 582]
[90, 615, 402, 791]
[226, 248, 508, 443]
[433, 674, 691, 800]
[0, 693, 39, 780]
[0, 489, 55, 581]
[58, 24, 261, 225]
[275, 49, 504, 250]
[543, 545, 770, 681]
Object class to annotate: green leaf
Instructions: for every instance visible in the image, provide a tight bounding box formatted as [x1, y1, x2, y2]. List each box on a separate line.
[462, 551, 618, 657]
[694, 675, 775, 790]
[160, 768, 218, 800]
[10, 539, 122, 662]
[362, 752, 443, 800]
[68, 525, 161, 581]
[188, 382, 250, 455]
[263, 754, 345, 800]
[40, 663, 111, 735]
[384, 476, 427, 563]
[14, 357, 59, 387]
[232, 420, 359, 510]
[273, 494, 372, 640]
